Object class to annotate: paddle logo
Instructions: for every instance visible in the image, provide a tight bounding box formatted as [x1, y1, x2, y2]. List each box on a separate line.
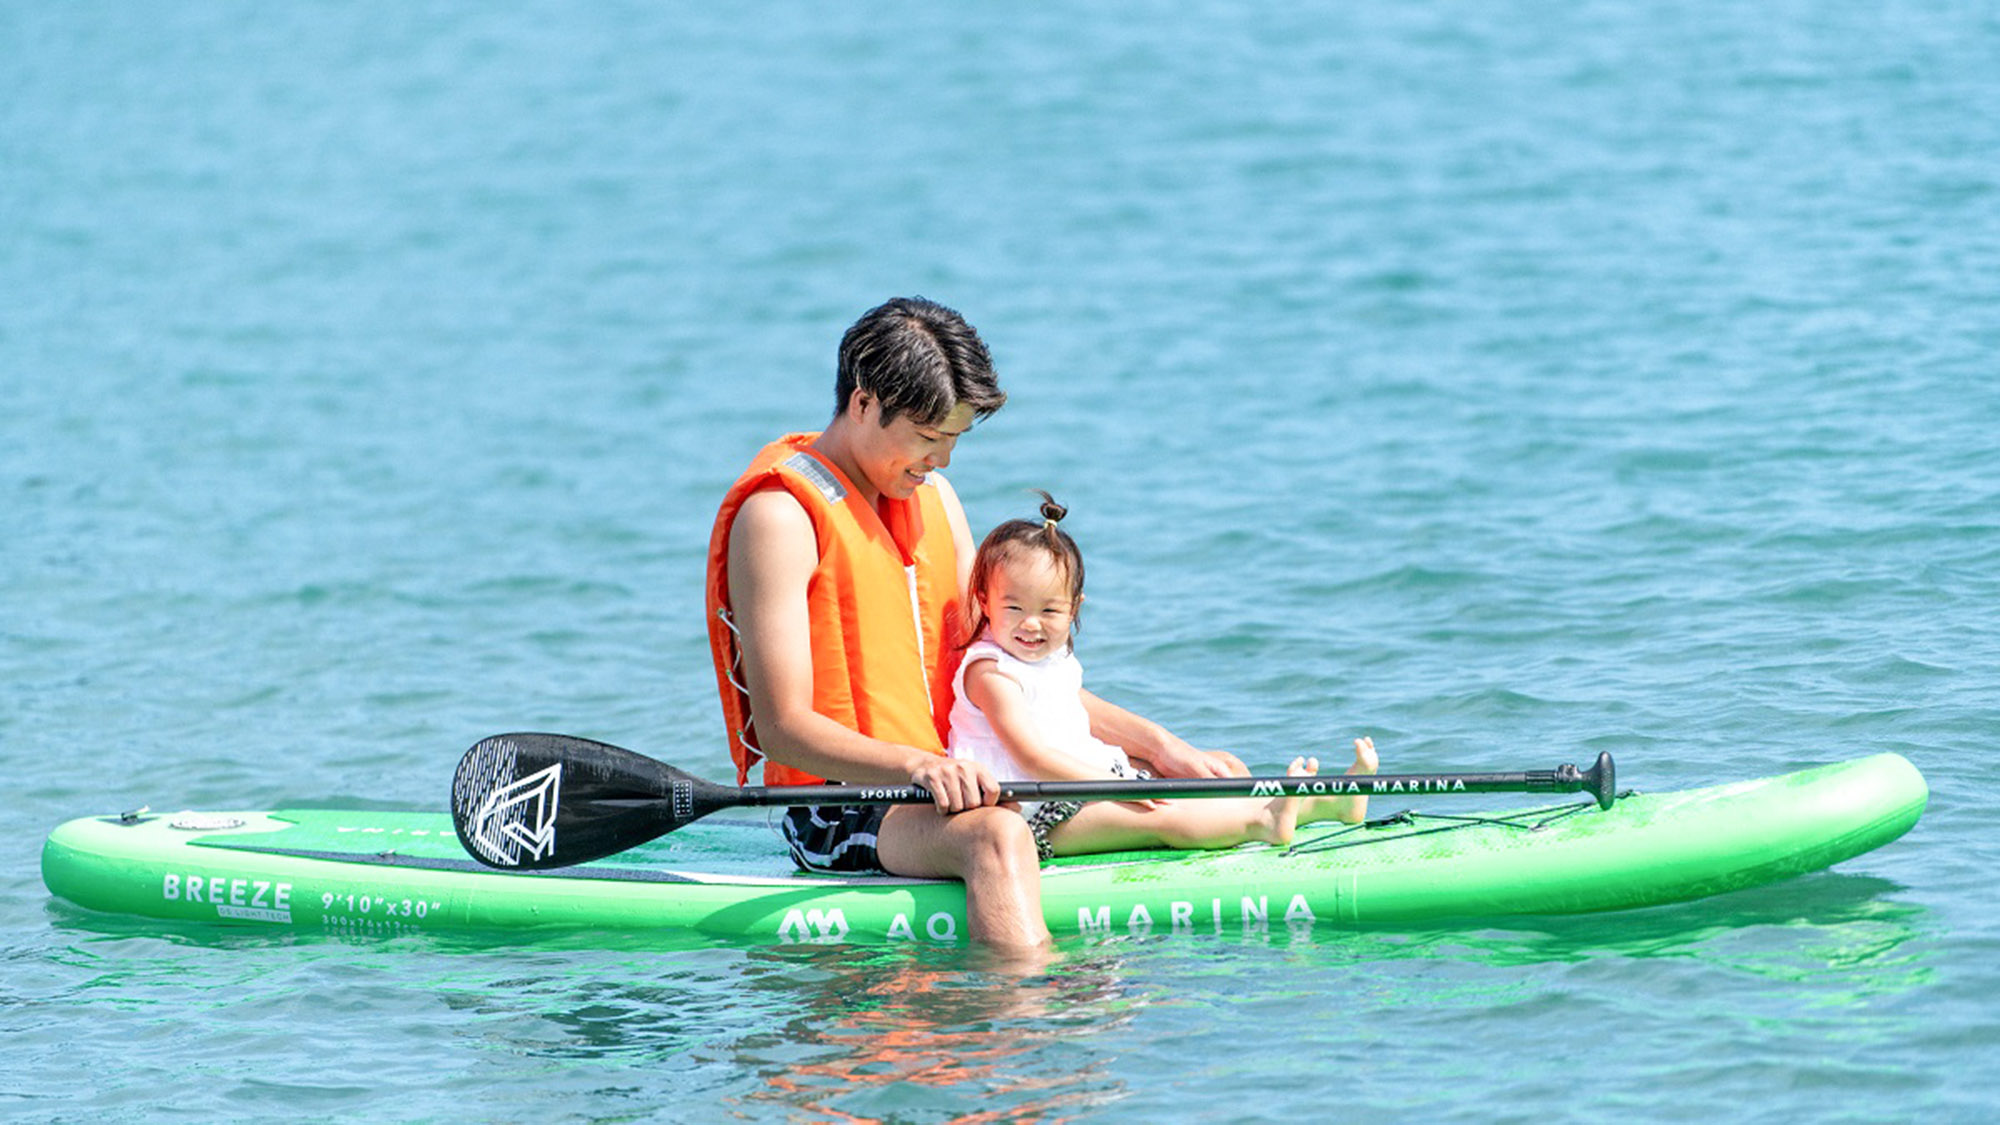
[454, 737, 565, 867]
[468, 764, 562, 866]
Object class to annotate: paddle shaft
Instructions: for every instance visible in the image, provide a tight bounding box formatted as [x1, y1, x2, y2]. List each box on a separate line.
[452, 733, 1617, 870]
[719, 758, 1617, 812]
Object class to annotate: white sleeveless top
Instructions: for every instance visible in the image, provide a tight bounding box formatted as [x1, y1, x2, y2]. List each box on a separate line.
[948, 634, 1132, 785]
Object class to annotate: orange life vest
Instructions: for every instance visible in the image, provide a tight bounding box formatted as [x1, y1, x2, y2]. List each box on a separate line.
[705, 433, 964, 786]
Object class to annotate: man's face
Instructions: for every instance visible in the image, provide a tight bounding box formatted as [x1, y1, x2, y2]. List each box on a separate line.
[855, 397, 975, 500]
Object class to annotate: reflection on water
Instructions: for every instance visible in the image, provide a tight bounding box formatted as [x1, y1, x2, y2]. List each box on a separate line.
[1418, 873, 1935, 993]
[32, 870, 1940, 1121]
[720, 944, 1148, 1122]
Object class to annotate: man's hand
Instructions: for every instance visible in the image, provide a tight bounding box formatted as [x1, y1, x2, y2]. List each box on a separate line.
[908, 755, 1004, 814]
[1138, 740, 1249, 780]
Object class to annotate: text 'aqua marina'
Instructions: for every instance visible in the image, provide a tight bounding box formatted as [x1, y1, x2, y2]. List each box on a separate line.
[1249, 777, 1469, 797]
[777, 894, 1322, 943]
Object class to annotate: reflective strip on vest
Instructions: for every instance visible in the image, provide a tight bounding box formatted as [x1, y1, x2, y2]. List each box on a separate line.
[783, 451, 846, 504]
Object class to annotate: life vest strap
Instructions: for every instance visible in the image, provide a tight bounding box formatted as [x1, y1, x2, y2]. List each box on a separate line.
[714, 606, 761, 758]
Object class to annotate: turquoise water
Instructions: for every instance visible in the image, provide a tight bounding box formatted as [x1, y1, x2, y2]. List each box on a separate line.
[6, 2, 1997, 1120]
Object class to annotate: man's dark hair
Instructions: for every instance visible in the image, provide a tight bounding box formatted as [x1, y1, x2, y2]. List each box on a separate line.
[835, 297, 1007, 426]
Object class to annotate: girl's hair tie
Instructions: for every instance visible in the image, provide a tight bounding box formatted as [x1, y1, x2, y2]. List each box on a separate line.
[1037, 492, 1067, 530]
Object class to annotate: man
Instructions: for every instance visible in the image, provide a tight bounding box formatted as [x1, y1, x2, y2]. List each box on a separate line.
[705, 297, 1239, 949]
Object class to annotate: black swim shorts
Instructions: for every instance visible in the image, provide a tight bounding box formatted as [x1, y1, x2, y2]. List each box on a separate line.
[782, 804, 891, 874]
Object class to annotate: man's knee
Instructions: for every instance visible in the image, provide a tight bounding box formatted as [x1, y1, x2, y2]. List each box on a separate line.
[956, 807, 1038, 873]
[877, 805, 1036, 879]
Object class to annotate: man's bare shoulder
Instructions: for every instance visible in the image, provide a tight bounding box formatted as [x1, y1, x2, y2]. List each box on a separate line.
[732, 485, 813, 543]
[926, 470, 972, 528]
[727, 486, 819, 600]
[926, 469, 964, 506]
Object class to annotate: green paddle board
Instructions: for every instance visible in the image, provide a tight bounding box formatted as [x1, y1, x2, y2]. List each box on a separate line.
[41, 753, 1925, 944]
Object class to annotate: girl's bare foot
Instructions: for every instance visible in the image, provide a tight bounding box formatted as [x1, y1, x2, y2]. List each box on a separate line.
[1246, 755, 1317, 846]
[1334, 737, 1378, 823]
[1297, 736, 1382, 826]
[1351, 736, 1378, 775]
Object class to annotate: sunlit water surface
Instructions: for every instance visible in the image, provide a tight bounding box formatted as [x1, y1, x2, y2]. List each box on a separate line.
[6, 3, 1996, 1121]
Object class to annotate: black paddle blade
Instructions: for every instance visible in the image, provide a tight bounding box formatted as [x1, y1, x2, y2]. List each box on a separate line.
[450, 733, 735, 870]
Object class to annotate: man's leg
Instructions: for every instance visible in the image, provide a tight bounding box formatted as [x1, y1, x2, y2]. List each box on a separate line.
[877, 804, 1050, 949]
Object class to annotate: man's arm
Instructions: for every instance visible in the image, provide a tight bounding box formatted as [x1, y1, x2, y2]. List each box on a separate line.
[930, 471, 977, 598]
[1079, 689, 1248, 779]
[727, 488, 999, 810]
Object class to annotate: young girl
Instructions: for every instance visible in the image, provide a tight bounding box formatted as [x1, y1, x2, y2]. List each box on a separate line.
[948, 492, 1380, 861]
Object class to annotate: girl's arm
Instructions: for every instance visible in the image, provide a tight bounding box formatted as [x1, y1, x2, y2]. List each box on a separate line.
[963, 660, 1124, 783]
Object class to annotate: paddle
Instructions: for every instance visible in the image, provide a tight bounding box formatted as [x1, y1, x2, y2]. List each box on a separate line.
[451, 732, 1617, 871]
